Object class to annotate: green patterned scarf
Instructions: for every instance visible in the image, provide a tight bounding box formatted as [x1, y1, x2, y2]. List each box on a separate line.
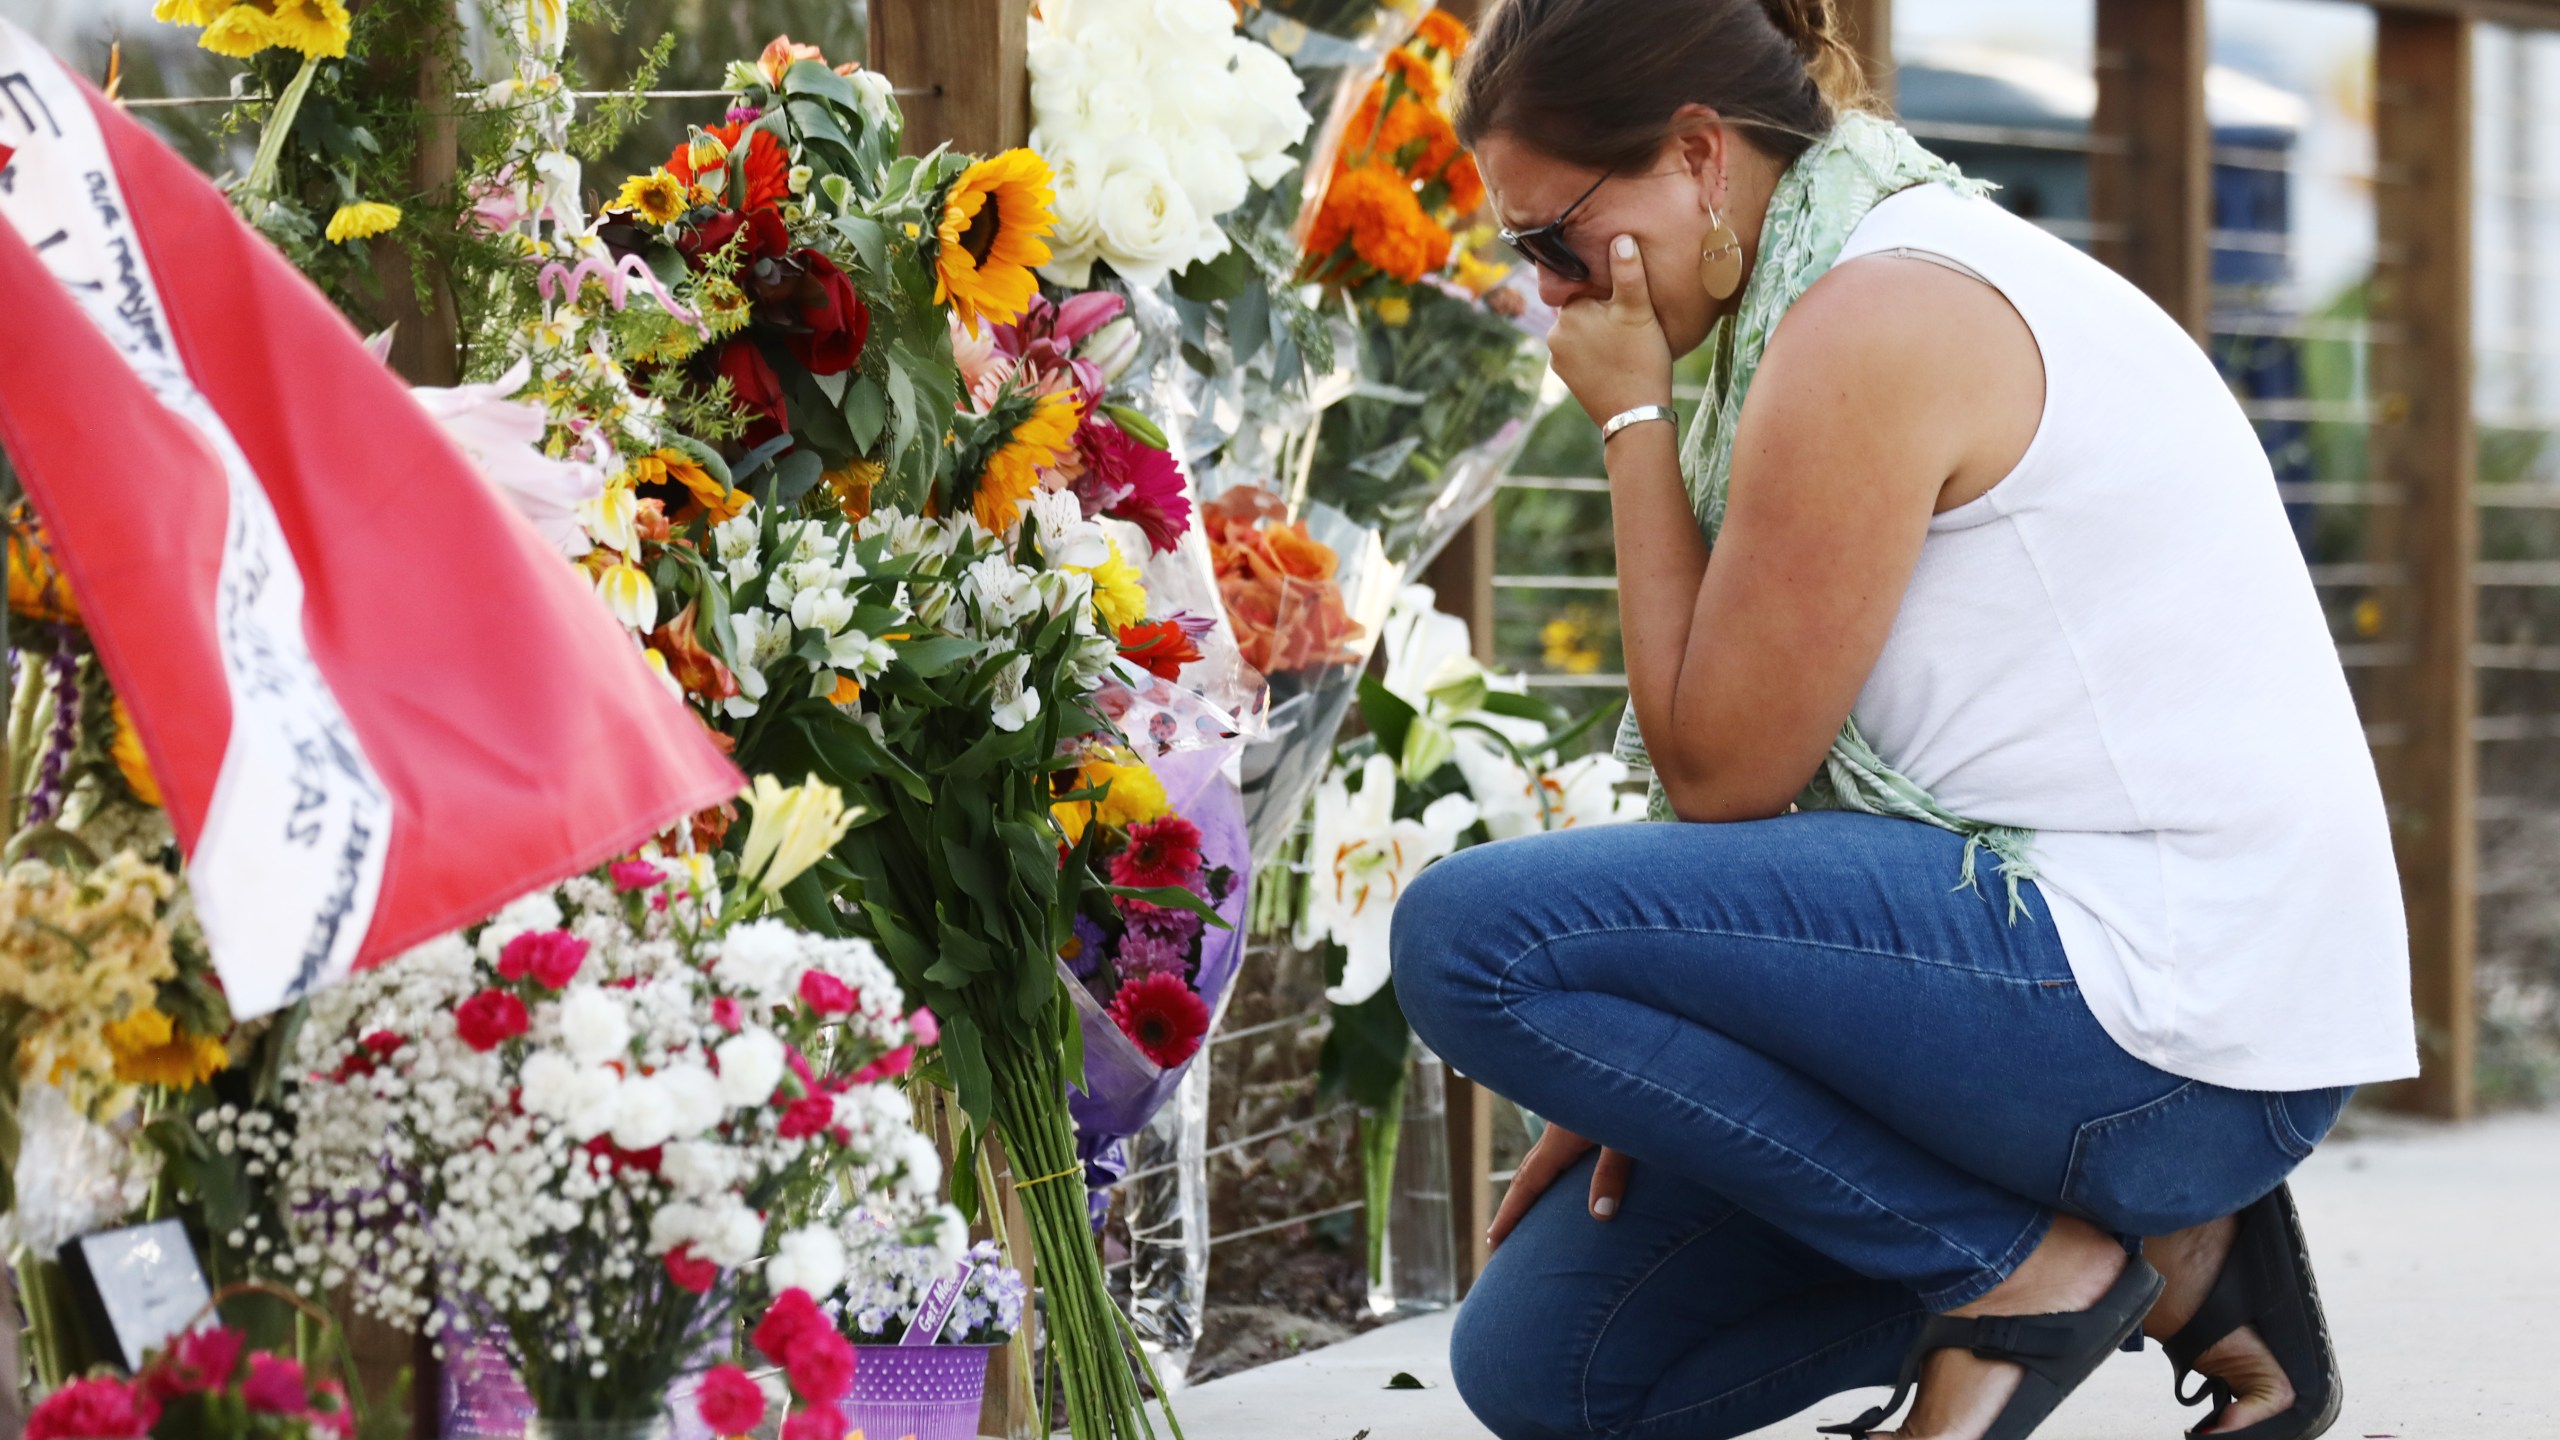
[1609, 111, 2039, 915]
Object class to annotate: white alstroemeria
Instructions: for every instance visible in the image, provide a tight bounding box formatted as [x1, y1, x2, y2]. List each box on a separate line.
[1034, 569, 1097, 628]
[712, 513, 762, 586]
[595, 563, 656, 631]
[827, 630, 897, 680]
[791, 586, 856, 637]
[409, 358, 604, 557]
[1300, 754, 1479, 1006]
[988, 653, 1040, 733]
[724, 611, 794, 719]
[964, 553, 1043, 630]
[1027, 488, 1111, 568]
[579, 482, 640, 557]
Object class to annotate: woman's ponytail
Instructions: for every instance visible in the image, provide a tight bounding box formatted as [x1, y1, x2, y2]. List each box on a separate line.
[1756, 0, 1877, 115]
[1455, 0, 1874, 174]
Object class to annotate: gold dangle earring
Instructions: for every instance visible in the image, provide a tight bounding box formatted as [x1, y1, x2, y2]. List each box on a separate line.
[1699, 201, 1743, 301]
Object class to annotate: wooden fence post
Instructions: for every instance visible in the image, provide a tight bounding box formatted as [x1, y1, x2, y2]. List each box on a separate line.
[2369, 8, 2479, 1119]
[1841, 0, 1895, 110]
[2089, 0, 2210, 342]
[868, 0, 1029, 157]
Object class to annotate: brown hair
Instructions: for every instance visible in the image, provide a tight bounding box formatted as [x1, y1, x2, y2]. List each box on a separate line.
[1453, 0, 1874, 173]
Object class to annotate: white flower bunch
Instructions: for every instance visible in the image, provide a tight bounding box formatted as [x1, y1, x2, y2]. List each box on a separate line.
[826, 1215, 1026, 1345]
[271, 866, 940, 1401]
[1028, 0, 1314, 288]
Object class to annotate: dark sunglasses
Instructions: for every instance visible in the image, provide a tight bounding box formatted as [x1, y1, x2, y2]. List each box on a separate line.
[1498, 168, 1614, 283]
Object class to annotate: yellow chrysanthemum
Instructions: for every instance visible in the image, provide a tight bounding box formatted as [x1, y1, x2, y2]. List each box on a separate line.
[1452, 249, 1510, 296]
[612, 169, 690, 226]
[972, 390, 1081, 532]
[935, 149, 1057, 337]
[325, 201, 403, 244]
[179, 0, 349, 59]
[1077, 539, 1148, 632]
[111, 698, 161, 807]
[105, 1008, 227, 1090]
[1373, 294, 1413, 327]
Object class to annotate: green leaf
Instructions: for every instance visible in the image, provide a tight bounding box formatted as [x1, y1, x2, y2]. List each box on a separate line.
[896, 635, 982, 677]
[886, 362, 920, 468]
[1357, 672, 1420, 764]
[1475, 689, 1566, 724]
[774, 448, 826, 507]
[941, 1013, 997, 1130]
[844, 374, 888, 449]
[783, 59, 864, 110]
[1101, 883, 1231, 927]
[1318, 973, 1414, 1114]
[1170, 245, 1251, 302]
[833, 214, 890, 279]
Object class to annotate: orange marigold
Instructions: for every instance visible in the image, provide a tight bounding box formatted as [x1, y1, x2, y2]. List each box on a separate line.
[1414, 9, 1471, 55]
[1309, 163, 1453, 284]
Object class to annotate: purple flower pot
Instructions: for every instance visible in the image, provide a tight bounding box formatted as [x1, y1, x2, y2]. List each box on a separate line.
[845, 1345, 992, 1440]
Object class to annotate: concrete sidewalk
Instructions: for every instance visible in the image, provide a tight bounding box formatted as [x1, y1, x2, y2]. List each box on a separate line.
[1178, 1109, 2559, 1440]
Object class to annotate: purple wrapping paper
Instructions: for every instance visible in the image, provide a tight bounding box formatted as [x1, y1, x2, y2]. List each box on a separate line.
[1067, 743, 1251, 1195]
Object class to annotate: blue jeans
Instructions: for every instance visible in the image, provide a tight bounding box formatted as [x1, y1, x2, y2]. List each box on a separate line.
[1390, 813, 2348, 1440]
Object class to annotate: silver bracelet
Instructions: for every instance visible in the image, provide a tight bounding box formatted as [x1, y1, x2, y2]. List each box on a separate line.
[1601, 403, 1677, 442]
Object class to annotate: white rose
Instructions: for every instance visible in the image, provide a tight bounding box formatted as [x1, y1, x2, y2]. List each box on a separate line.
[1089, 138, 1203, 289]
[557, 986, 631, 1066]
[714, 1029, 787, 1108]
[767, 1224, 849, 1298]
[1160, 126, 1249, 222]
[1227, 38, 1312, 180]
[656, 1063, 725, 1140]
[1027, 26, 1094, 122]
[1032, 130, 1110, 287]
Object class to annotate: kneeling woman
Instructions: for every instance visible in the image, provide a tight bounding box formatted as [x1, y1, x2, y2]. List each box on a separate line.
[1389, 2, 2413, 1439]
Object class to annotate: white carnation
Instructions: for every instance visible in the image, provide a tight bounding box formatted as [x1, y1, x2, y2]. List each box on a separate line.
[610, 1074, 677, 1152]
[714, 1029, 787, 1108]
[556, 986, 631, 1066]
[767, 1223, 849, 1298]
[656, 1063, 725, 1140]
[712, 919, 801, 1000]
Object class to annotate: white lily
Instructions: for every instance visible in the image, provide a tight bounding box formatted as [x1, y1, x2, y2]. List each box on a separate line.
[409, 358, 604, 557]
[1300, 754, 1478, 1006]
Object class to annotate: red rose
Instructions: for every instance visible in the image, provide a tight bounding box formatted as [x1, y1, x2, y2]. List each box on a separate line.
[27, 1377, 156, 1440]
[784, 251, 870, 377]
[696, 1364, 767, 1435]
[777, 1093, 837, 1140]
[797, 970, 857, 1015]
[781, 1403, 847, 1440]
[663, 1243, 719, 1294]
[714, 340, 789, 440]
[454, 990, 530, 1052]
[142, 1325, 245, 1403]
[240, 1352, 310, 1415]
[498, 929, 588, 989]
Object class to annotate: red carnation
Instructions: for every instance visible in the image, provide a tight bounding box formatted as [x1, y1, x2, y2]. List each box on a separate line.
[782, 1326, 855, 1405]
[1111, 815, 1204, 890]
[853, 1043, 915, 1085]
[240, 1352, 310, 1415]
[798, 970, 857, 1015]
[142, 1325, 245, 1403]
[752, 1287, 829, 1366]
[1107, 972, 1211, 1068]
[782, 1404, 848, 1440]
[711, 996, 745, 1033]
[309, 1380, 356, 1439]
[610, 859, 666, 892]
[664, 1243, 720, 1294]
[455, 990, 530, 1052]
[330, 1029, 405, 1082]
[498, 929, 588, 989]
[777, 1093, 837, 1140]
[28, 1376, 156, 1440]
[697, 1364, 767, 1435]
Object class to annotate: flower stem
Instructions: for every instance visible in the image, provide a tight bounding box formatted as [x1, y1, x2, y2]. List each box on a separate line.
[242, 54, 323, 202]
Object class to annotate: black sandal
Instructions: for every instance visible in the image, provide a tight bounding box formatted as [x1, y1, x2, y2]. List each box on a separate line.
[2160, 1184, 2342, 1440]
[1819, 1255, 2164, 1440]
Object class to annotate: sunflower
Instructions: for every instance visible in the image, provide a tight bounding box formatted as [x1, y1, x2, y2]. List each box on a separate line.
[971, 389, 1080, 532]
[627, 448, 744, 524]
[8, 518, 79, 625]
[105, 1009, 228, 1089]
[612, 169, 691, 226]
[935, 149, 1057, 337]
[324, 201, 402, 244]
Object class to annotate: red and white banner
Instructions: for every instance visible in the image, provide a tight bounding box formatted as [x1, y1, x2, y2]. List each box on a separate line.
[0, 24, 742, 1016]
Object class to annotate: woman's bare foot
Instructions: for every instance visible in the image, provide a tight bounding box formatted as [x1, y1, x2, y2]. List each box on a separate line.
[1880, 1215, 2132, 1440]
[2144, 1216, 2296, 1433]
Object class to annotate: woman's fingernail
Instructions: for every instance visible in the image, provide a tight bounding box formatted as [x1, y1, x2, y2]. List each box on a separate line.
[1612, 235, 1635, 259]
[1593, 1197, 1617, 1218]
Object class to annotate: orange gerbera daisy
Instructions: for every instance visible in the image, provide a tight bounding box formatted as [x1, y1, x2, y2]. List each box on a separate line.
[667, 123, 791, 214]
[972, 389, 1081, 532]
[936, 149, 1057, 336]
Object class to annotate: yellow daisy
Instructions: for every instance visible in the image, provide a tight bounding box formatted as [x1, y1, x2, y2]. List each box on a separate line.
[935, 149, 1057, 337]
[612, 169, 691, 226]
[325, 201, 402, 244]
[1077, 539, 1148, 631]
[184, 0, 349, 58]
[972, 389, 1080, 533]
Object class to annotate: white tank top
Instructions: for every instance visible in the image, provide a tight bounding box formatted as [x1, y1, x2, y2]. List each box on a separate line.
[1824, 182, 2415, 1091]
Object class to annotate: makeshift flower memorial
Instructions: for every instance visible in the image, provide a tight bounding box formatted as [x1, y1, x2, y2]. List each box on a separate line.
[260, 824, 946, 1426]
[830, 1217, 1027, 1345]
[22, 1321, 364, 1440]
[1296, 11, 1555, 566]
